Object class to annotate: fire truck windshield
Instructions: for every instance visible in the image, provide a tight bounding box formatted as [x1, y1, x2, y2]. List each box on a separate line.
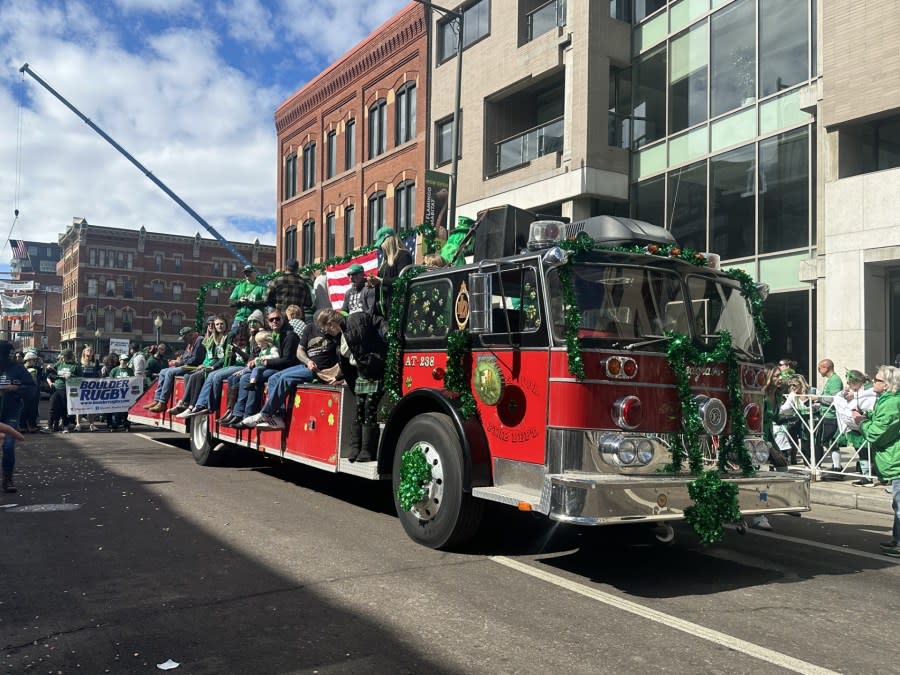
[548, 264, 760, 357]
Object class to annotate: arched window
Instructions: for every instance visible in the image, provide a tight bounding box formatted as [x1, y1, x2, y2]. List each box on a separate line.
[395, 180, 416, 231]
[367, 192, 386, 243]
[396, 82, 416, 144]
[302, 219, 316, 265]
[368, 99, 387, 159]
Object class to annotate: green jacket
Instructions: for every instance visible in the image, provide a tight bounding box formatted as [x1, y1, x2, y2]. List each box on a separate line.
[822, 373, 843, 419]
[853, 391, 900, 482]
[229, 279, 267, 322]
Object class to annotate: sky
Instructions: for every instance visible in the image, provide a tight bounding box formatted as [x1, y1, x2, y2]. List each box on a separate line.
[0, 0, 409, 267]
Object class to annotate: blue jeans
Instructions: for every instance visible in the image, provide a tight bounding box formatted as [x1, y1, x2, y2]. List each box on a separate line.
[893, 480, 900, 544]
[231, 369, 277, 419]
[195, 366, 243, 410]
[2, 414, 21, 475]
[154, 366, 186, 402]
[259, 364, 315, 416]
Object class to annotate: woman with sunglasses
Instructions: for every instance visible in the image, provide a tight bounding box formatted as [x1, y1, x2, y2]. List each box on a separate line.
[848, 366, 900, 557]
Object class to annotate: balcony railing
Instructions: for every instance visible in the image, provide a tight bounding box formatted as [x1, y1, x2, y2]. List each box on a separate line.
[494, 117, 564, 174]
[527, 0, 566, 42]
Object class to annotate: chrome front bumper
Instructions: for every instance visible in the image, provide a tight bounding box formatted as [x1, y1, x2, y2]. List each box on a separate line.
[548, 472, 810, 525]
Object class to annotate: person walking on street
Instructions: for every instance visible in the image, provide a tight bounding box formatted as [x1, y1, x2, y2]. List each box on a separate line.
[266, 258, 312, 314]
[0, 341, 36, 493]
[848, 366, 900, 557]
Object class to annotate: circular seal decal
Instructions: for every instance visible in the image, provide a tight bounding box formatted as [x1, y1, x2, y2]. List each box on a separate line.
[455, 280, 470, 329]
[472, 358, 504, 406]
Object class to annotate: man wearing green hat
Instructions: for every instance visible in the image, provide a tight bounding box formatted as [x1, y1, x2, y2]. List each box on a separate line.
[371, 226, 412, 318]
[342, 263, 376, 315]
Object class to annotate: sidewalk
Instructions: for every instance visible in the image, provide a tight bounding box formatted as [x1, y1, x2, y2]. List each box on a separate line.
[809, 476, 893, 515]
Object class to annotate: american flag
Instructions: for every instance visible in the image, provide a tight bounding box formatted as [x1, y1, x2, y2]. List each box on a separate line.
[325, 250, 380, 309]
[11, 240, 28, 260]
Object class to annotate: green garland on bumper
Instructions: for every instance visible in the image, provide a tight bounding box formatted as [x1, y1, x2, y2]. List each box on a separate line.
[397, 444, 433, 511]
[684, 470, 742, 545]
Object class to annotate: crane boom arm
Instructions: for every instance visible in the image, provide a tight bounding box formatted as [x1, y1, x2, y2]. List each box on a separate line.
[19, 63, 253, 268]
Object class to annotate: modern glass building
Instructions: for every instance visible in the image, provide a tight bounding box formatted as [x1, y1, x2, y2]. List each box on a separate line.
[611, 0, 818, 371]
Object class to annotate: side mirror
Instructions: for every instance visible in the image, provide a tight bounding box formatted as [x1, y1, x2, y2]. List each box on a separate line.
[468, 272, 492, 334]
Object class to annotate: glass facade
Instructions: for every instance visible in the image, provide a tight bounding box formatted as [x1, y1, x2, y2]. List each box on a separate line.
[627, 0, 815, 366]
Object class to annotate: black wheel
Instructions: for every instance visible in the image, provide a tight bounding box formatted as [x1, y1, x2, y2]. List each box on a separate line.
[392, 412, 483, 549]
[189, 416, 217, 466]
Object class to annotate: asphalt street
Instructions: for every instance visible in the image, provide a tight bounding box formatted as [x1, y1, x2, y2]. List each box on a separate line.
[2, 424, 898, 675]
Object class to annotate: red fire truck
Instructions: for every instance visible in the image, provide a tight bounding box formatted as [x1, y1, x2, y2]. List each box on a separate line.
[128, 208, 809, 549]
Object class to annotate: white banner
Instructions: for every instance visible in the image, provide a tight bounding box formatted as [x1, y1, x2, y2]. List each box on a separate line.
[0, 293, 31, 320]
[108, 338, 130, 356]
[0, 280, 34, 291]
[66, 377, 145, 414]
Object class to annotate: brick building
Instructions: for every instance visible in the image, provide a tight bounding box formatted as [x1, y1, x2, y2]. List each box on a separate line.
[6, 239, 63, 351]
[274, 2, 428, 265]
[58, 218, 275, 354]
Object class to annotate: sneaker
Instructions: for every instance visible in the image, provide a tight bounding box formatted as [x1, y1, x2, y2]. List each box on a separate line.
[242, 412, 263, 427]
[852, 478, 873, 486]
[167, 402, 189, 415]
[256, 414, 285, 430]
[147, 402, 166, 413]
[175, 407, 194, 419]
[183, 405, 209, 418]
[879, 540, 898, 550]
[881, 545, 900, 558]
[749, 515, 773, 531]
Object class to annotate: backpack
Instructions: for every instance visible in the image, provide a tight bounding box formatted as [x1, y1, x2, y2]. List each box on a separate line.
[343, 312, 387, 380]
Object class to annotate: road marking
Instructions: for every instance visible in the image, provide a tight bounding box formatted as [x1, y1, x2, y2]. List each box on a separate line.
[134, 432, 179, 449]
[735, 527, 900, 565]
[491, 555, 839, 675]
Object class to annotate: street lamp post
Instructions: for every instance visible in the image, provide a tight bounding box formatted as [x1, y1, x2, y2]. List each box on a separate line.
[94, 328, 101, 359]
[413, 0, 463, 234]
[153, 315, 163, 346]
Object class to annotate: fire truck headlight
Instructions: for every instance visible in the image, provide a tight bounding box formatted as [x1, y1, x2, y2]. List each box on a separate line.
[636, 439, 654, 465]
[614, 439, 636, 465]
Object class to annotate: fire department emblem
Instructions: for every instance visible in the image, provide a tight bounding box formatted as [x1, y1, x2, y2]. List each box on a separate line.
[473, 357, 504, 406]
[455, 281, 470, 329]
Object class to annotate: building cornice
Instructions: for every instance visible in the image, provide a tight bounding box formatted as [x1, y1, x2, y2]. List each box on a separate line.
[274, 5, 426, 134]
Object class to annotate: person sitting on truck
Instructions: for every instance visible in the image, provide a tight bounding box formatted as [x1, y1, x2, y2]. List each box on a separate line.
[222, 309, 299, 428]
[242, 309, 344, 431]
[182, 320, 251, 418]
[342, 264, 376, 315]
[168, 316, 229, 416]
[245, 330, 279, 388]
[284, 304, 307, 337]
[146, 327, 206, 413]
[218, 311, 265, 424]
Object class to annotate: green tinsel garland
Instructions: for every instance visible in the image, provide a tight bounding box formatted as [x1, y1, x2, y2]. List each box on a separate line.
[724, 268, 770, 346]
[396, 444, 433, 511]
[384, 266, 426, 407]
[664, 331, 754, 476]
[684, 470, 742, 545]
[445, 330, 477, 419]
[193, 222, 439, 329]
[557, 262, 585, 380]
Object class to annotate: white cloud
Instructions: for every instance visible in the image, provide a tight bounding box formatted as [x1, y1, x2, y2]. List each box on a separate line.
[0, 0, 409, 266]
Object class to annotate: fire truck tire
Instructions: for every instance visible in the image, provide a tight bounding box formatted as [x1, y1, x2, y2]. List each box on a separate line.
[392, 412, 483, 550]
[189, 416, 217, 466]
